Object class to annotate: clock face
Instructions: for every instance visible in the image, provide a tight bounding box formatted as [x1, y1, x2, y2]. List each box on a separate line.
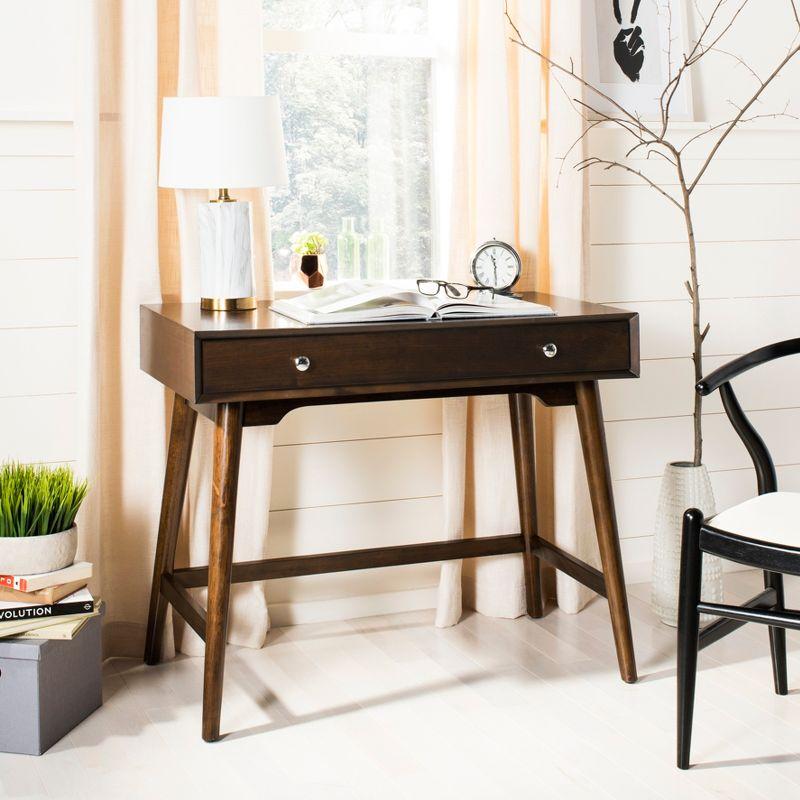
[471, 241, 521, 291]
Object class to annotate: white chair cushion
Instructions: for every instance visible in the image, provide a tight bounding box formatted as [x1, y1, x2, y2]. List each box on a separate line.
[708, 491, 800, 548]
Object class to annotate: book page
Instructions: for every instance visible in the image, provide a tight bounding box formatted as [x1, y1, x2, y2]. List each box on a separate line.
[282, 281, 407, 315]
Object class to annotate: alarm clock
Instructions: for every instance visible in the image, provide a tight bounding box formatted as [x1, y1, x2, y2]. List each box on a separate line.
[470, 239, 522, 293]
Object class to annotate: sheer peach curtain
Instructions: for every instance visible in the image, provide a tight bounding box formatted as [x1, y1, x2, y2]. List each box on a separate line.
[76, 0, 275, 657]
[436, 0, 596, 626]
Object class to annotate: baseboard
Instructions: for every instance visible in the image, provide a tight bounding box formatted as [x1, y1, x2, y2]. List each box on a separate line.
[623, 558, 752, 587]
[268, 586, 440, 628]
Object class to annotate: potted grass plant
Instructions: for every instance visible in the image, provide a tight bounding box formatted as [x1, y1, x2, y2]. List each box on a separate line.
[0, 463, 88, 575]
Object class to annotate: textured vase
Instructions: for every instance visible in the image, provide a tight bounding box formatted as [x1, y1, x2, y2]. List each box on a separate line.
[0, 525, 78, 576]
[651, 462, 723, 626]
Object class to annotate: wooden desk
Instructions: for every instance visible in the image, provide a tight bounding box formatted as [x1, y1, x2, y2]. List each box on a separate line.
[140, 293, 640, 742]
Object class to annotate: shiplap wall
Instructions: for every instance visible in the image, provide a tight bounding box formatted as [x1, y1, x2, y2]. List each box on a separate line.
[266, 400, 444, 625]
[0, 0, 79, 472]
[589, 2, 800, 583]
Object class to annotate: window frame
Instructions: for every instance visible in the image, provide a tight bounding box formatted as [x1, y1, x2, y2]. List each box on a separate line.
[263, 9, 447, 291]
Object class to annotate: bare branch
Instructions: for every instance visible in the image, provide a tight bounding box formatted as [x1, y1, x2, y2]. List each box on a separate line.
[660, 0, 752, 133]
[711, 47, 764, 85]
[685, 281, 694, 299]
[688, 1, 750, 66]
[693, 0, 708, 29]
[700, 323, 711, 342]
[679, 106, 799, 153]
[690, 42, 800, 191]
[646, 148, 678, 167]
[576, 157, 685, 211]
[790, 0, 800, 30]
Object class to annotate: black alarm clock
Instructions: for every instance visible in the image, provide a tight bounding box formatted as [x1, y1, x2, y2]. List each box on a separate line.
[470, 239, 522, 293]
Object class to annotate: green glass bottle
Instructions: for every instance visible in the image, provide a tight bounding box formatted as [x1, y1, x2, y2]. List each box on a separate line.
[336, 216, 361, 280]
[366, 218, 390, 280]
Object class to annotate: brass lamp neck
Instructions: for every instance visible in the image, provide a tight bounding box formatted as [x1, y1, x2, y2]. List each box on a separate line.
[213, 188, 234, 203]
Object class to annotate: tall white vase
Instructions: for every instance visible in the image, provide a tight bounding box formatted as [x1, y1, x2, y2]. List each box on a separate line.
[651, 461, 723, 626]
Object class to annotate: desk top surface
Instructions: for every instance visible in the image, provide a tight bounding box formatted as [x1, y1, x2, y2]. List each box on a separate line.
[142, 292, 634, 339]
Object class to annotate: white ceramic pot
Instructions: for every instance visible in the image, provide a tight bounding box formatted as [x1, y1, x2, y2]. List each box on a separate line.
[651, 463, 723, 626]
[0, 524, 78, 576]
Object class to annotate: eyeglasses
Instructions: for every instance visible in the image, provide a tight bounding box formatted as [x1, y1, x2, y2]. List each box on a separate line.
[416, 279, 495, 301]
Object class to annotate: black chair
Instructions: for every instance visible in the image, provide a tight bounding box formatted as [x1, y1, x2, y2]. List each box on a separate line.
[677, 337, 800, 770]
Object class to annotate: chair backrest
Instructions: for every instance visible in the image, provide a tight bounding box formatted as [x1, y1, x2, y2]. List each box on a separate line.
[696, 337, 800, 496]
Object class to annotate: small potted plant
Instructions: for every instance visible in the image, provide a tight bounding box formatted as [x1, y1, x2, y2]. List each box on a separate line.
[0, 463, 88, 575]
[290, 230, 328, 288]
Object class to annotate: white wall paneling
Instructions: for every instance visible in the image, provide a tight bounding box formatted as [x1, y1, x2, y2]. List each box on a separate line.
[0, 327, 78, 397]
[266, 496, 443, 619]
[0, 394, 77, 464]
[0, 0, 78, 114]
[272, 435, 442, 512]
[274, 399, 441, 446]
[601, 355, 800, 422]
[0, 5, 83, 597]
[0, 190, 78, 260]
[589, 120, 800, 582]
[0, 121, 74, 155]
[590, 240, 800, 303]
[590, 184, 800, 244]
[0, 156, 75, 190]
[0, 259, 79, 328]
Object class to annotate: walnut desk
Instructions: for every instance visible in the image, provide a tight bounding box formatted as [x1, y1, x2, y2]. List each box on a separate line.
[140, 294, 640, 742]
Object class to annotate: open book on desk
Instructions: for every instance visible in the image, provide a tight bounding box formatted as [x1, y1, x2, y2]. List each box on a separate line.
[270, 281, 555, 325]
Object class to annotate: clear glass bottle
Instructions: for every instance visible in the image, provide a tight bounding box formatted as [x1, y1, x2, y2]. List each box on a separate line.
[366, 218, 390, 280]
[336, 217, 361, 280]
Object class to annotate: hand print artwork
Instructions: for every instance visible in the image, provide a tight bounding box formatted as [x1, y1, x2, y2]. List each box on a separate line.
[582, 0, 693, 120]
[613, 0, 645, 82]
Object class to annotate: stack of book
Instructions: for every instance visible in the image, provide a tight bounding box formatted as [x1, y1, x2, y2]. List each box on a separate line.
[0, 562, 101, 640]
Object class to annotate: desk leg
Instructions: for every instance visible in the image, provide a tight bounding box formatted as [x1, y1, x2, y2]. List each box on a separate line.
[509, 394, 544, 617]
[575, 381, 638, 683]
[144, 394, 197, 665]
[203, 402, 244, 742]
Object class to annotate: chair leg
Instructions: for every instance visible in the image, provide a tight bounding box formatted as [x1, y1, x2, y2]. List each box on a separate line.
[765, 570, 789, 696]
[677, 508, 704, 770]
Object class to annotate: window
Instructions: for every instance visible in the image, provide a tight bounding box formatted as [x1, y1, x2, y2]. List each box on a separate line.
[263, 0, 438, 285]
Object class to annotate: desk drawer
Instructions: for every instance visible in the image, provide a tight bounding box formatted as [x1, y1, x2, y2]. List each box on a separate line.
[199, 319, 633, 398]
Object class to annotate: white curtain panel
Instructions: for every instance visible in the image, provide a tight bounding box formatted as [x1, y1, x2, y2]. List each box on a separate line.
[75, 0, 275, 658]
[437, 0, 595, 626]
[173, 0, 275, 658]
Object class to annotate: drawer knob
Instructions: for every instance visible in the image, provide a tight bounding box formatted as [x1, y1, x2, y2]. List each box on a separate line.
[542, 343, 558, 359]
[294, 355, 311, 372]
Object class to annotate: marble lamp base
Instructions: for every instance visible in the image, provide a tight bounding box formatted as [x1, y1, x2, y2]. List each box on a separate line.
[198, 199, 256, 311]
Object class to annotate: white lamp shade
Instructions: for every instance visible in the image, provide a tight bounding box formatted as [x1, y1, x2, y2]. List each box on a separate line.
[159, 96, 288, 189]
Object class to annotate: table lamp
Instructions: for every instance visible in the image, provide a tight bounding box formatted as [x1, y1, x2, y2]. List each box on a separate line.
[159, 96, 288, 311]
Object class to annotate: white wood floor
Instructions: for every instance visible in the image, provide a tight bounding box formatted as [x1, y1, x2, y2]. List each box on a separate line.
[3, 570, 800, 799]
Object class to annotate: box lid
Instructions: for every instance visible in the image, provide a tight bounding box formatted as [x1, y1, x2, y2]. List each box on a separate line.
[0, 638, 46, 661]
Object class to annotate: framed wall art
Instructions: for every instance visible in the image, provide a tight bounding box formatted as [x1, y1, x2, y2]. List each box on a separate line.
[582, 0, 694, 121]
